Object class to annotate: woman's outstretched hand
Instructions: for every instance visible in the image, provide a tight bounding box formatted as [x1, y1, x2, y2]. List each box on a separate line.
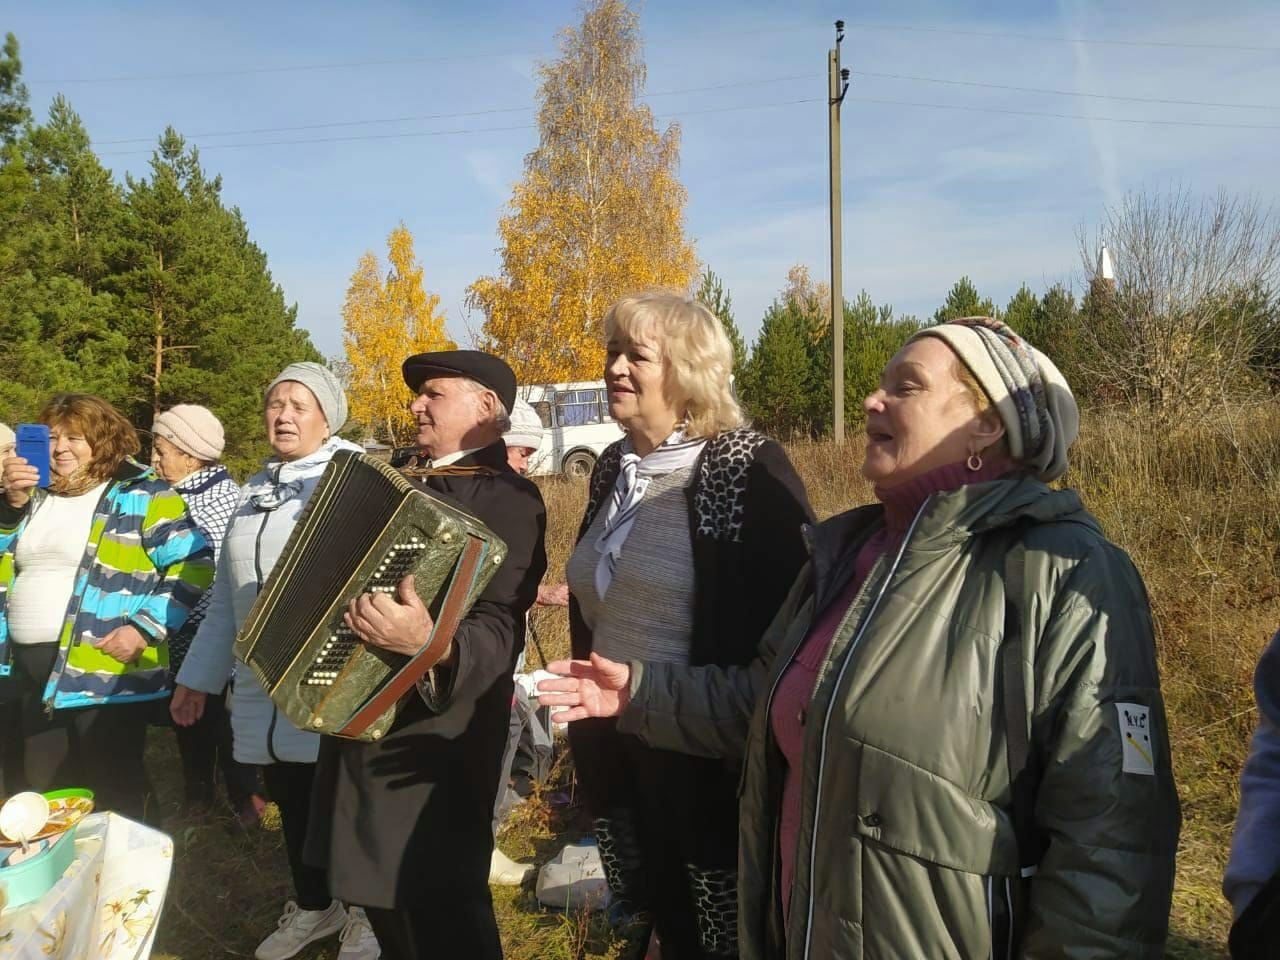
[537, 652, 632, 723]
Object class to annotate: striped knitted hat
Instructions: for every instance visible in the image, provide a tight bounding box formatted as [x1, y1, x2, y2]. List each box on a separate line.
[912, 317, 1079, 482]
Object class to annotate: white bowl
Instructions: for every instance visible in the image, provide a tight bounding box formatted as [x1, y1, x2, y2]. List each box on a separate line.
[0, 793, 50, 843]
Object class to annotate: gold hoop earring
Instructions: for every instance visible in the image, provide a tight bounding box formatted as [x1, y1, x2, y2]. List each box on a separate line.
[967, 452, 983, 472]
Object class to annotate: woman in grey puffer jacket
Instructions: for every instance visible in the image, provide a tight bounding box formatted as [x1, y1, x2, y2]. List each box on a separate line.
[173, 363, 378, 960]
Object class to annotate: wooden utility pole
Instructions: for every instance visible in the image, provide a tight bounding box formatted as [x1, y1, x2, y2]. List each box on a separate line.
[828, 21, 850, 444]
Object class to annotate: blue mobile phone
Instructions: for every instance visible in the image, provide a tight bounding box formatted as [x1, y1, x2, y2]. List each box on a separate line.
[16, 423, 51, 488]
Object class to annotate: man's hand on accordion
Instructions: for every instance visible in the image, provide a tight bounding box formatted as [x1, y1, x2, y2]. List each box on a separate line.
[346, 574, 443, 660]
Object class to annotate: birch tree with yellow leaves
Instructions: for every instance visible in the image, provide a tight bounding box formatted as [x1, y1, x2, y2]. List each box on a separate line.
[467, 0, 696, 384]
[342, 224, 454, 444]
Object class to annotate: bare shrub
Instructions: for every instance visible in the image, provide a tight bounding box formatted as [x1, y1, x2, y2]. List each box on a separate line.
[1079, 188, 1280, 419]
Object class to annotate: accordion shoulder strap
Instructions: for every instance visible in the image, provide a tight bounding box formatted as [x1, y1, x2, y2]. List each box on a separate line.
[398, 458, 501, 480]
[336, 534, 488, 737]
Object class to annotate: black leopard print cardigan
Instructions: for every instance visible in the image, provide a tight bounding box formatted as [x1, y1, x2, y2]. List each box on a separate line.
[569, 427, 814, 670]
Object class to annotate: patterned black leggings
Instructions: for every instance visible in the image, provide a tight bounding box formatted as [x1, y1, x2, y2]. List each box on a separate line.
[569, 717, 740, 960]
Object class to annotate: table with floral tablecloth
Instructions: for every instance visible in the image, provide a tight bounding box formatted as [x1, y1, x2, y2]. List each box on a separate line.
[0, 813, 173, 960]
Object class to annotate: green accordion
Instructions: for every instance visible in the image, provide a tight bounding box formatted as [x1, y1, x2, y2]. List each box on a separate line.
[234, 450, 507, 742]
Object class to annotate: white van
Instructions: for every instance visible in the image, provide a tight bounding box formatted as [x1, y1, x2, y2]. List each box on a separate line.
[519, 381, 624, 478]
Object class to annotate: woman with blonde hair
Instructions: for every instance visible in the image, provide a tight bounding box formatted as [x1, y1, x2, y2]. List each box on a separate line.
[562, 291, 813, 959]
[0, 394, 213, 818]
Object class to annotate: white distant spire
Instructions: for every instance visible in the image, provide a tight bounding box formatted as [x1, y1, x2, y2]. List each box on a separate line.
[1097, 244, 1115, 281]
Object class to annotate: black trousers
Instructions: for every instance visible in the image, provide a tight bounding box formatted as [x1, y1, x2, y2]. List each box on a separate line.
[262, 761, 332, 912]
[364, 894, 501, 960]
[0, 642, 154, 821]
[169, 689, 262, 808]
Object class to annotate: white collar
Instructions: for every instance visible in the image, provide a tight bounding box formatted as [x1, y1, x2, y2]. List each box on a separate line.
[428, 446, 487, 468]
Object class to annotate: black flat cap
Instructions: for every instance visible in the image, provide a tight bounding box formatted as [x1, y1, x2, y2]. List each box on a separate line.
[402, 350, 517, 412]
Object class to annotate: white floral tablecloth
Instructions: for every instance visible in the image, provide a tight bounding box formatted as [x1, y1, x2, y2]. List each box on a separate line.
[0, 813, 173, 960]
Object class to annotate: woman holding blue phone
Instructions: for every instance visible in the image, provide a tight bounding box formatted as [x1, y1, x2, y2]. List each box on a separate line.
[0, 394, 214, 820]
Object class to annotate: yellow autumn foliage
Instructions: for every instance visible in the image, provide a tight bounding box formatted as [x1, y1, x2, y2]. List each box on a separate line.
[342, 224, 455, 444]
[468, 0, 697, 385]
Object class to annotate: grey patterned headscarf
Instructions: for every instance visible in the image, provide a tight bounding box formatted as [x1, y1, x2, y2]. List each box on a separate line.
[911, 317, 1079, 482]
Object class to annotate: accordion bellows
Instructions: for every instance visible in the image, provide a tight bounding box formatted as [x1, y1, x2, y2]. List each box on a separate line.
[234, 451, 507, 741]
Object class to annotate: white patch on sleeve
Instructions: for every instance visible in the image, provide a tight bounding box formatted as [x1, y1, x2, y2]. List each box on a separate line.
[1115, 702, 1155, 776]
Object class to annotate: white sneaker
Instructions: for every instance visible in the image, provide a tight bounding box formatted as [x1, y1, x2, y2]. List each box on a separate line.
[337, 907, 381, 960]
[489, 847, 534, 885]
[254, 900, 346, 960]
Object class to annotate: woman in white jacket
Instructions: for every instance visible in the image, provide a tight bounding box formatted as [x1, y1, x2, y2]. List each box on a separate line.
[172, 363, 378, 960]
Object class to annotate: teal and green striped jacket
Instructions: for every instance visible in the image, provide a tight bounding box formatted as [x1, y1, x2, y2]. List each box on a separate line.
[0, 458, 215, 709]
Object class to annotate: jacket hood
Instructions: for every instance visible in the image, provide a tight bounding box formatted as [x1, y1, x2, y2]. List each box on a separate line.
[112, 456, 153, 484]
[925, 472, 1095, 542]
[805, 473, 1096, 584]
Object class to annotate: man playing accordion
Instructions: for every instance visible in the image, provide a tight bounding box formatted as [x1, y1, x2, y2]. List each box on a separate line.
[306, 350, 548, 960]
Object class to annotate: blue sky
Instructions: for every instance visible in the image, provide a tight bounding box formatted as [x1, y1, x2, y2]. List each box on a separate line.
[9, 0, 1280, 364]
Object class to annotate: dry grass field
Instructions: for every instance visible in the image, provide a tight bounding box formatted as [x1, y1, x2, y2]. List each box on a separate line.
[148, 405, 1280, 959]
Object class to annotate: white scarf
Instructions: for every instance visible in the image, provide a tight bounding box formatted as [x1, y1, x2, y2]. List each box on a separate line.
[594, 428, 705, 599]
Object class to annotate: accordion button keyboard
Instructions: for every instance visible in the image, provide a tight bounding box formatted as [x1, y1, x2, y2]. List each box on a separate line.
[301, 537, 431, 687]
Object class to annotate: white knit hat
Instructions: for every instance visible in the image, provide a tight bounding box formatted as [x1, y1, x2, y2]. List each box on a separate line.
[912, 318, 1079, 482]
[0, 422, 14, 452]
[267, 362, 349, 434]
[505, 398, 545, 451]
[152, 405, 226, 462]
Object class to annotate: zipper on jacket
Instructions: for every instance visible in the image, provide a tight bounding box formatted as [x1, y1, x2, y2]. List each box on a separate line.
[984, 873, 1017, 960]
[42, 480, 121, 713]
[255, 468, 282, 764]
[265, 704, 282, 764]
[253, 468, 279, 590]
[749, 517, 890, 933]
[800, 497, 931, 960]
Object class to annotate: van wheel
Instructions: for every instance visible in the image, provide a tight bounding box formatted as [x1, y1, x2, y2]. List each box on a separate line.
[563, 451, 596, 479]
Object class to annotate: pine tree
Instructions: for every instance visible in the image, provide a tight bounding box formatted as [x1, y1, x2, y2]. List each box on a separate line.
[0, 95, 129, 420]
[741, 301, 817, 438]
[0, 33, 29, 146]
[467, 0, 696, 384]
[808, 290, 921, 434]
[695, 267, 747, 381]
[1002, 284, 1039, 336]
[343, 224, 454, 445]
[932, 276, 996, 324]
[106, 128, 320, 473]
[0, 51, 317, 466]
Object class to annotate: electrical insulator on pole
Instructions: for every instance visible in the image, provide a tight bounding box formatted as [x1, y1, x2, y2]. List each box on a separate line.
[828, 20, 850, 443]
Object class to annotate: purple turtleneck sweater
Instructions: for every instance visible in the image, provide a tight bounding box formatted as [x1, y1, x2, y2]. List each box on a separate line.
[770, 457, 1011, 922]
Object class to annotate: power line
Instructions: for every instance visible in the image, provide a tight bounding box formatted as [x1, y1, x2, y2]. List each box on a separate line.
[32, 18, 1278, 86]
[95, 122, 537, 157]
[94, 97, 826, 157]
[30, 50, 545, 86]
[846, 94, 1280, 130]
[93, 90, 1280, 158]
[95, 73, 821, 146]
[29, 23, 825, 85]
[852, 69, 1279, 111]
[846, 20, 1280, 54]
[96, 106, 532, 146]
[95, 64, 1278, 148]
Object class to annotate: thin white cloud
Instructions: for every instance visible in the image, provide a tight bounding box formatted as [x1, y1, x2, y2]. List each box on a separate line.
[1058, 0, 1122, 208]
[464, 148, 517, 204]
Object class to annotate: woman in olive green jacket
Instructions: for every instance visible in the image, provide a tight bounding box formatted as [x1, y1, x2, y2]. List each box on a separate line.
[540, 318, 1180, 959]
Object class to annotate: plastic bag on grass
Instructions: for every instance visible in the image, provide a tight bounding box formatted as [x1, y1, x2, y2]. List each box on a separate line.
[535, 837, 612, 911]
